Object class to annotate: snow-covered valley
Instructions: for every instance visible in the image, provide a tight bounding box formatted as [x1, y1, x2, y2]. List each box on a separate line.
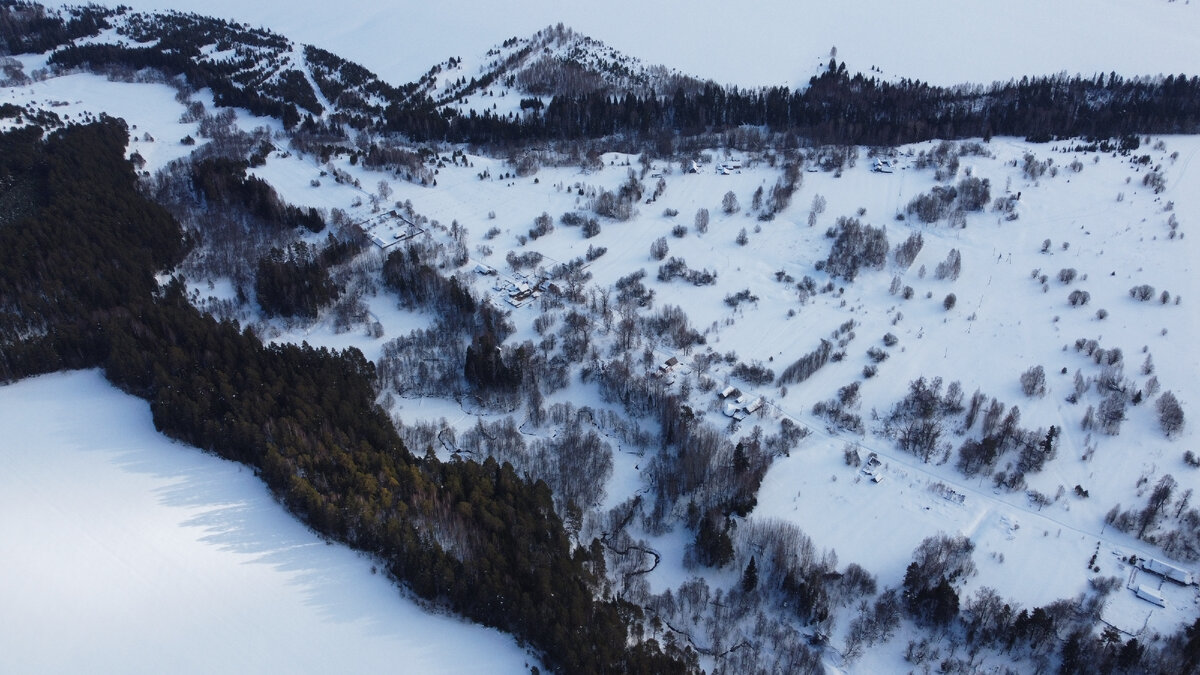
[3, 2, 1200, 672]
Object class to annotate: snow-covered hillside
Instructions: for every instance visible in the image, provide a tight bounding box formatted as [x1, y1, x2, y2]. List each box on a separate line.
[237, 135, 1200, 669]
[0, 370, 539, 674]
[6, 2, 1200, 671]
[135, 120, 1195, 665]
[10, 57, 1196, 668]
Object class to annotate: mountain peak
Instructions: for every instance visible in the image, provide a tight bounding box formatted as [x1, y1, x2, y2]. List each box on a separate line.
[417, 23, 708, 117]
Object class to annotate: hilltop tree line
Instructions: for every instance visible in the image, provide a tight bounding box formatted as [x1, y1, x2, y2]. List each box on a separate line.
[44, 8, 324, 127]
[0, 120, 692, 674]
[0, 1, 115, 55]
[9, 2, 1200, 148]
[378, 63, 1200, 147]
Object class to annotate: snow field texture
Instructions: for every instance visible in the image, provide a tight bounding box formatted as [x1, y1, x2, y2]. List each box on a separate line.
[0, 371, 538, 674]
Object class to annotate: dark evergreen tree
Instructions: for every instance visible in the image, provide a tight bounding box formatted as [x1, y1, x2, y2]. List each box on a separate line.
[741, 555, 758, 593]
[694, 510, 734, 568]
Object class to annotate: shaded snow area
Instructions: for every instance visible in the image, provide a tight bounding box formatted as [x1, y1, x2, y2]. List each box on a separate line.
[0, 370, 538, 675]
[0, 67, 279, 174]
[110, 0, 1200, 88]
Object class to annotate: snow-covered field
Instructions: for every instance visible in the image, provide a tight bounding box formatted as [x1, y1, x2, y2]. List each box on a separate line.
[107, 0, 1200, 88]
[251, 134, 1200, 657]
[513, 142, 1194, 615]
[0, 370, 538, 675]
[221, 119, 1200, 642]
[0, 68, 280, 174]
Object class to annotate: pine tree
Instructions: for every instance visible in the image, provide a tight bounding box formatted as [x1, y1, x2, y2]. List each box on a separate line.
[742, 556, 758, 593]
[695, 512, 734, 568]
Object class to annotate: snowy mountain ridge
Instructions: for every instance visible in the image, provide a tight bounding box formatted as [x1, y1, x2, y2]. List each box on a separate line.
[22, 5, 712, 127]
[420, 23, 711, 118]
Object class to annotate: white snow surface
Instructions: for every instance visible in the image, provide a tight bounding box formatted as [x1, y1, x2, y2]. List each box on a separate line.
[251, 132, 1200, 661]
[104, 0, 1200, 88]
[0, 68, 279, 174]
[230, 131, 1200, 653]
[0, 370, 538, 675]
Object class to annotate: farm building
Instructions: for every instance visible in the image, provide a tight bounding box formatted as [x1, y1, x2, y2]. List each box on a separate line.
[1141, 558, 1195, 586]
[364, 210, 422, 249]
[722, 395, 763, 421]
[1134, 585, 1167, 607]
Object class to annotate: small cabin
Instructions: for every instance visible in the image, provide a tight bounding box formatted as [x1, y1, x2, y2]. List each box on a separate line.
[657, 357, 680, 378]
[509, 282, 534, 302]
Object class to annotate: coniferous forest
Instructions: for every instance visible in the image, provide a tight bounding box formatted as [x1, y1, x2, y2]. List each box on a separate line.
[0, 120, 692, 674]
